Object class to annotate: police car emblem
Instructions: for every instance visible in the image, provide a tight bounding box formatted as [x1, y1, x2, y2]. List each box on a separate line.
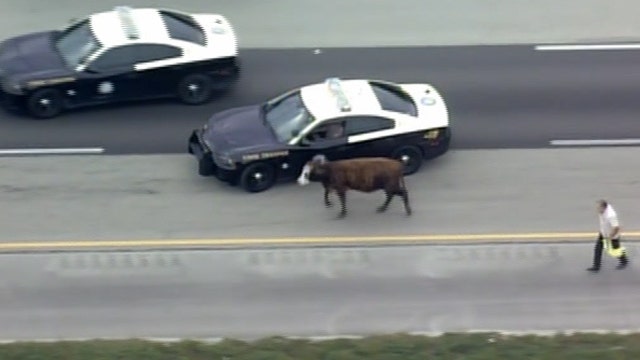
[421, 97, 436, 106]
[98, 81, 114, 94]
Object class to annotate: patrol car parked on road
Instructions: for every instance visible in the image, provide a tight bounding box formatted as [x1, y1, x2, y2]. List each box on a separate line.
[188, 77, 451, 193]
[0, 6, 239, 119]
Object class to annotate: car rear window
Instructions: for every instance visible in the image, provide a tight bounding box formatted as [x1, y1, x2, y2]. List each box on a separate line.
[159, 10, 206, 46]
[369, 81, 418, 116]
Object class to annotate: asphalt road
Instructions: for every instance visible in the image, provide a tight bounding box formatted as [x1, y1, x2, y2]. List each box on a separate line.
[2, 148, 640, 244]
[1, 0, 639, 342]
[3, 0, 640, 154]
[0, 243, 638, 341]
[5, 45, 640, 153]
[3, 45, 640, 153]
[3, 0, 639, 48]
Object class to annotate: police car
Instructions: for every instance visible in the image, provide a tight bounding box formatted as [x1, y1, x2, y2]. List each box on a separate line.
[188, 77, 451, 193]
[0, 6, 239, 119]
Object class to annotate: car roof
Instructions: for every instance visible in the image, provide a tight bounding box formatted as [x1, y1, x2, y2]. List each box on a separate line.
[300, 78, 383, 121]
[89, 7, 170, 47]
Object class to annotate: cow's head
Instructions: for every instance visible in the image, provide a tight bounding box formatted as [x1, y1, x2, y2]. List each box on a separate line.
[297, 154, 328, 186]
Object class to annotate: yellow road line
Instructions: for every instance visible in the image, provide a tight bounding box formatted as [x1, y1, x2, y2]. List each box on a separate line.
[1, 231, 640, 250]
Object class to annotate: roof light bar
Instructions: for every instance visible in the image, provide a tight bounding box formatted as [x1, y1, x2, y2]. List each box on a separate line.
[114, 6, 139, 40]
[325, 77, 351, 112]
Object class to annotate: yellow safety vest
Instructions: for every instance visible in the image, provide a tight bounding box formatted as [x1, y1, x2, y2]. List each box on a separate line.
[603, 237, 626, 257]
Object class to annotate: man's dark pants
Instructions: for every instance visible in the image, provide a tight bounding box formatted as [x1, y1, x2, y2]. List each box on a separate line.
[588, 233, 628, 271]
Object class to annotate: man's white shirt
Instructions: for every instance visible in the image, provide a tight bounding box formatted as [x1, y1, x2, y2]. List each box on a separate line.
[599, 205, 620, 239]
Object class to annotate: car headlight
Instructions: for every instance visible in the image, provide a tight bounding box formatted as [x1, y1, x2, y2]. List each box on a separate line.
[1, 79, 23, 95]
[216, 153, 235, 169]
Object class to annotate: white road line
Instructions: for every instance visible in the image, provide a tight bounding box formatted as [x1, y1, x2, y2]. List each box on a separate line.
[0, 148, 105, 156]
[550, 139, 640, 146]
[535, 43, 640, 51]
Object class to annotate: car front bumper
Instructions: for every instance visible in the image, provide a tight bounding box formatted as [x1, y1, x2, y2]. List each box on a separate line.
[0, 89, 21, 111]
[188, 129, 238, 182]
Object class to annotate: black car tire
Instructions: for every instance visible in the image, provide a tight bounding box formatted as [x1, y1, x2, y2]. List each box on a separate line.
[26, 88, 64, 119]
[177, 74, 214, 105]
[392, 145, 423, 175]
[240, 162, 276, 193]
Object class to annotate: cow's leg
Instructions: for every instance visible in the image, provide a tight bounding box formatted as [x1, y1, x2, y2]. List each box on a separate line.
[324, 186, 332, 207]
[400, 188, 412, 216]
[377, 190, 393, 213]
[337, 189, 347, 218]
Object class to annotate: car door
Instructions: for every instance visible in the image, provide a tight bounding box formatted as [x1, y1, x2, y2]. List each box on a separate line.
[298, 119, 351, 159]
[75, 45, 141, 104]
[77, 44, 181, 104]
[126, 44, 184, 98]
[342, 115, 397, 157]
[284, 119, 351, 178]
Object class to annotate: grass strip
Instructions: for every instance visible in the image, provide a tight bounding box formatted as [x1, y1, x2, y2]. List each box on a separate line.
[0, 332, 638, 360]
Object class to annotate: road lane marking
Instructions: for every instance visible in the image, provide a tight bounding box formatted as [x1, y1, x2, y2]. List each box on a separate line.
[0, 148, 105, 156]
[550, 139, 640, 146]
[535, 43, 640, 51]
[1, 231, 640, 250]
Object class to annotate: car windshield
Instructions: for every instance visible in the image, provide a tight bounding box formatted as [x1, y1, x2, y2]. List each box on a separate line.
[55, 20, 102, 69]
[263, 91, 315, 143]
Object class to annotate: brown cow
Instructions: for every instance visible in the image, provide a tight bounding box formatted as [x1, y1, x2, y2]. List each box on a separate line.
[297, 154, 412, 218]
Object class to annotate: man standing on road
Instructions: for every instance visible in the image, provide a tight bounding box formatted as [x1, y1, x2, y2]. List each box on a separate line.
[587, 199, 629, 272]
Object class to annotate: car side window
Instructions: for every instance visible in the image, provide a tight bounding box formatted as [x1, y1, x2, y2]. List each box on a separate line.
[89, 46, 139, 71]
[344, 116, 394, 136]
[135, 44, 182, 63]
[304, 120, 346, 143]
[89, 44, 182, 71]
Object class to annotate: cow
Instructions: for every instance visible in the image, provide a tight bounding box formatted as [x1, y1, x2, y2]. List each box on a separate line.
[297, 154, 412, 218]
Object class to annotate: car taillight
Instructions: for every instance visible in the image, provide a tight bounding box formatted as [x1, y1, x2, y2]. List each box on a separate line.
[424, 130, 439, 139]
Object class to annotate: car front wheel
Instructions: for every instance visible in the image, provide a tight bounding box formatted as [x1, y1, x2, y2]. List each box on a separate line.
[240, 162, 277, 193]
[177, 74, 213, 105]
[26, 88, 64, 119]
[392, 145, 423, 175]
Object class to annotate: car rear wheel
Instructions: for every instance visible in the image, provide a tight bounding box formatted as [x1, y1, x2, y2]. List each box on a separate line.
[26, 88, 64, 119]
[392, 145, 423, 175]
[177, 74, 214, 105]
[240, 162, 276, 193]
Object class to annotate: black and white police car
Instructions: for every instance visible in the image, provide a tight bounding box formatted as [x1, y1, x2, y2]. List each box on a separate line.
[0, 6, 239, 119]
[188, 77, 451, 193]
